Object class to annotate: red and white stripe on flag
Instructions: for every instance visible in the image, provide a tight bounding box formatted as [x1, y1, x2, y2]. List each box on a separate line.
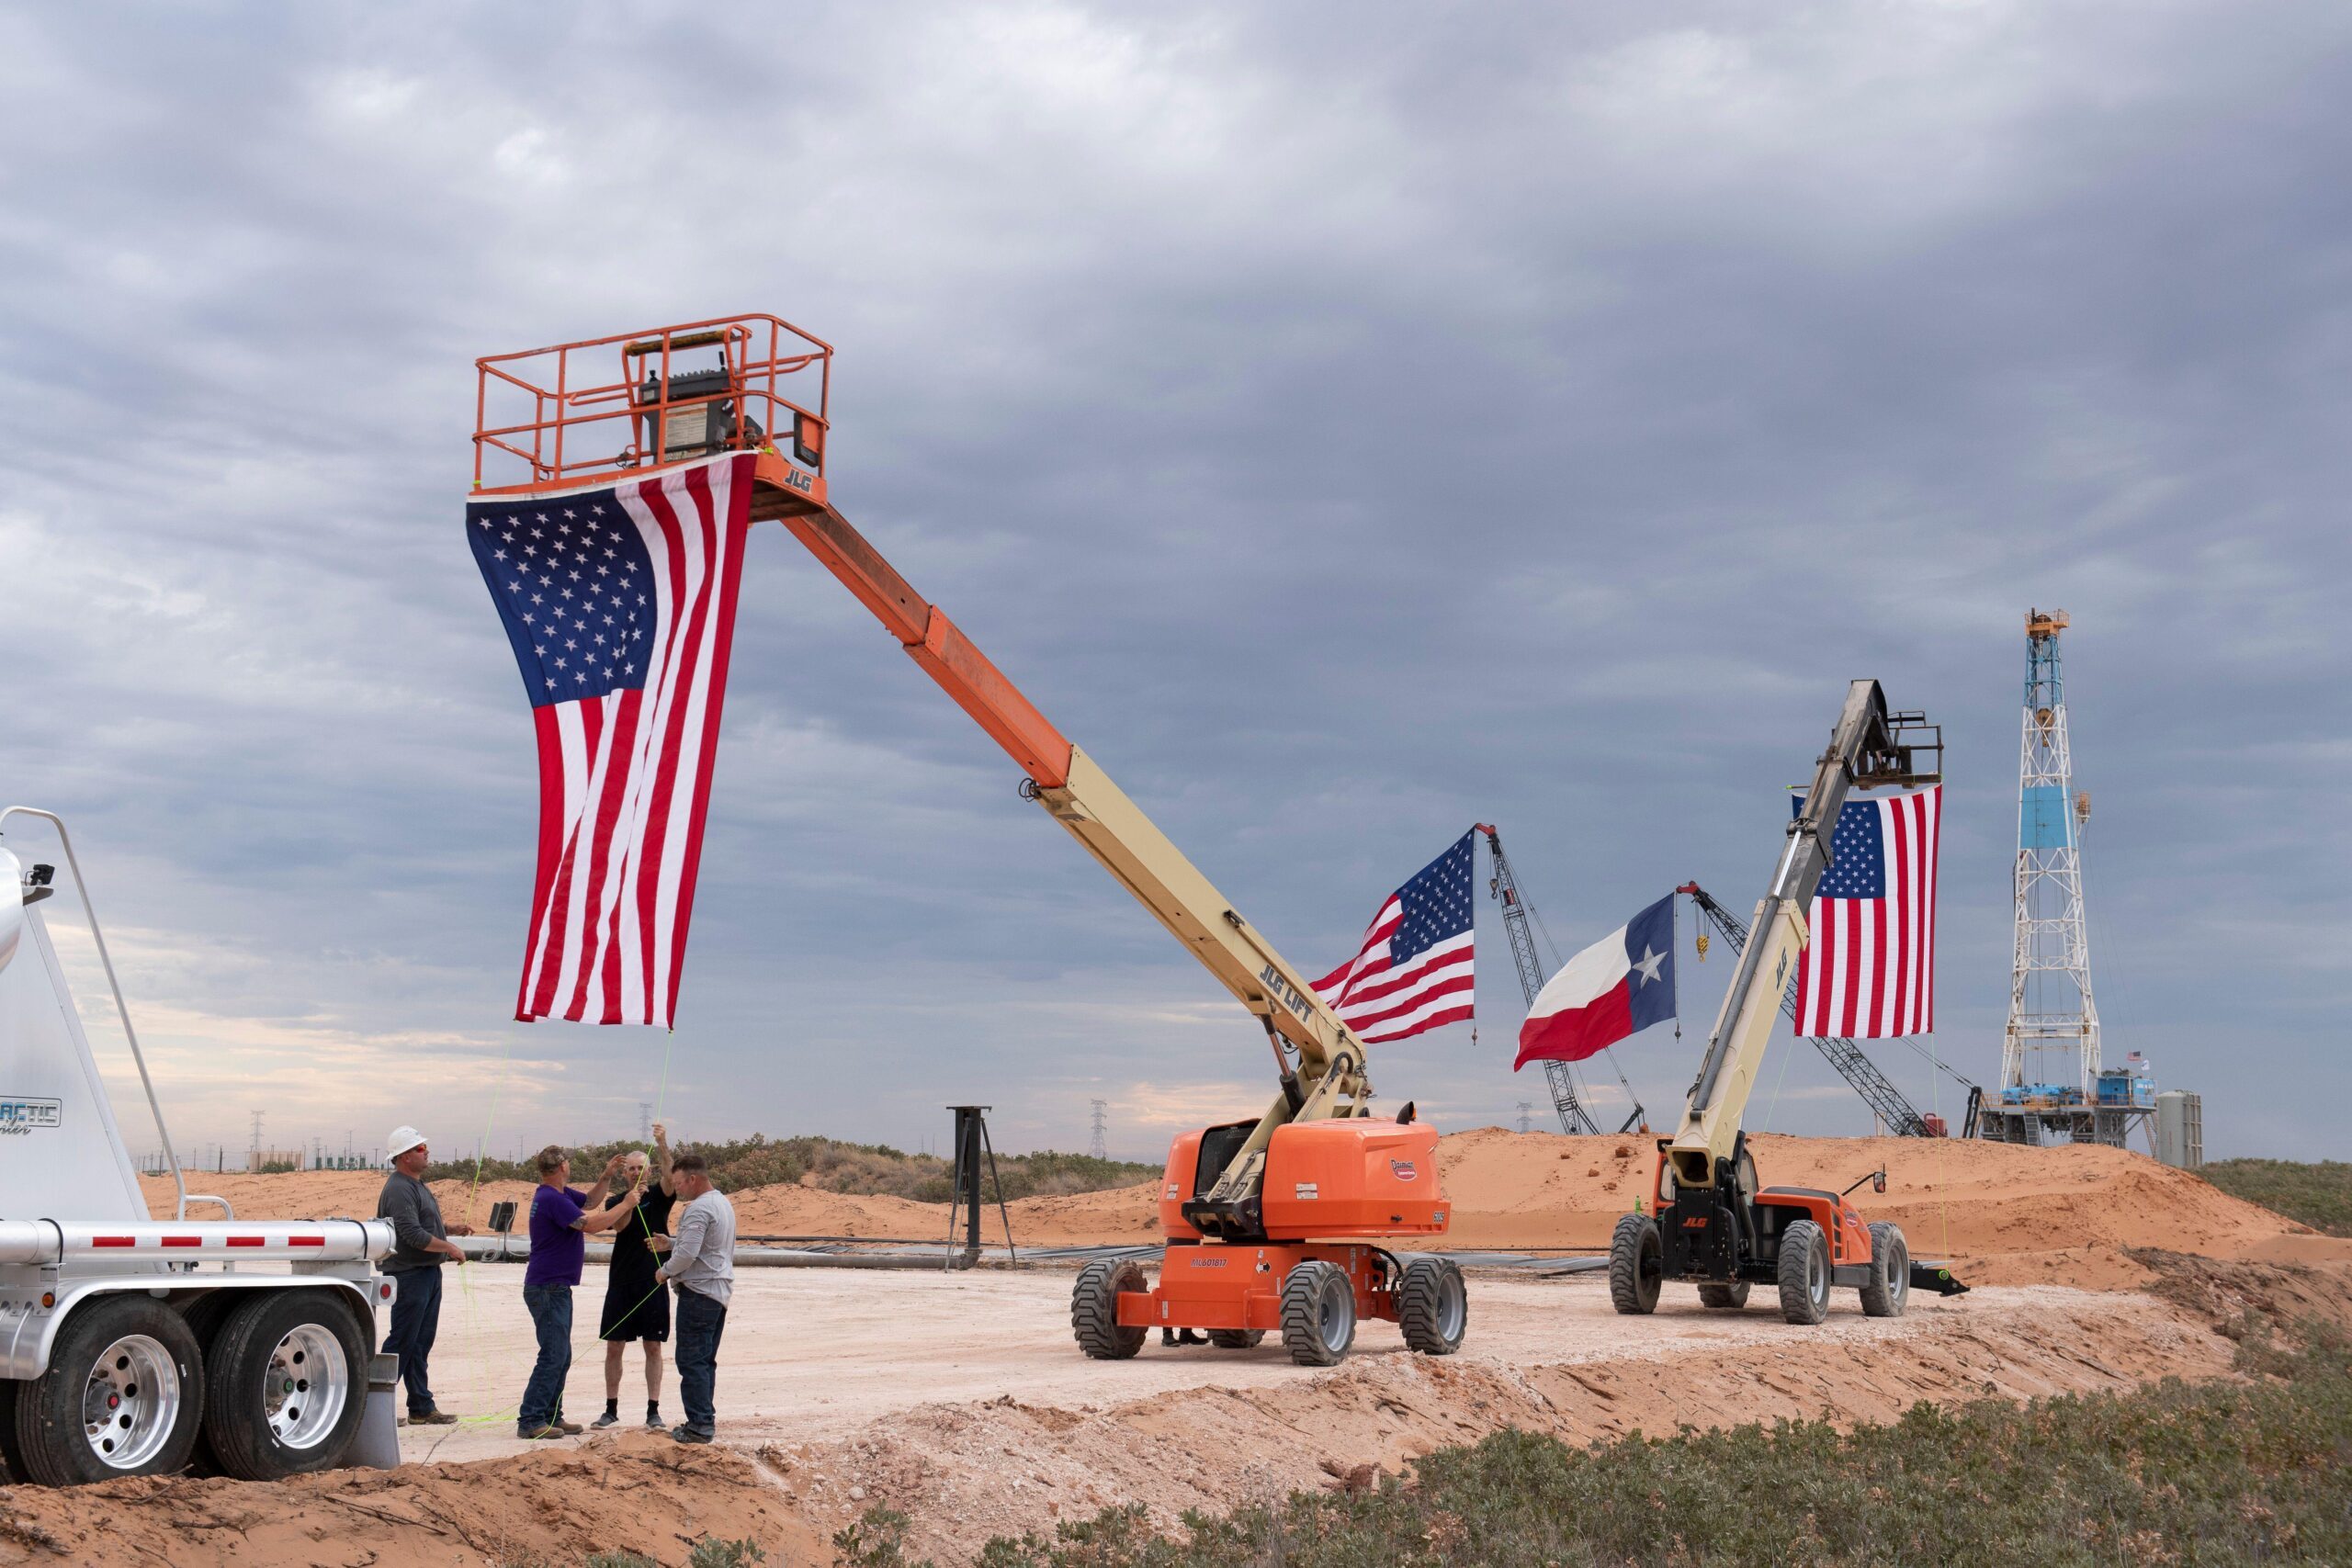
[478, 453, 756, 1028]
[1792, 785, 1940, 1039]
[1310, 832, 1478, 1044]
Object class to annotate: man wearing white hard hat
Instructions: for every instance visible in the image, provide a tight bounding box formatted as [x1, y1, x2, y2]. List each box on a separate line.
[376, 1125, 474, 1426]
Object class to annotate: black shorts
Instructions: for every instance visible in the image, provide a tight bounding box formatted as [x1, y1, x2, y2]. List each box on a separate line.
[600, 1275, 672, 1342]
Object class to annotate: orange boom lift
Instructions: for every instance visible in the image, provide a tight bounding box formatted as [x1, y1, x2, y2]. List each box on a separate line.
[472, 316, 1466, 1366]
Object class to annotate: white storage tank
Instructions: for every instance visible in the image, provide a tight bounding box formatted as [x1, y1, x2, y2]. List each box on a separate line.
[2154, 1090, 2203, 1170]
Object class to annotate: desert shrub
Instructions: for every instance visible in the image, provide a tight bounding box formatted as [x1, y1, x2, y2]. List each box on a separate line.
[423, 1136, 1154, 1205]
[2202, 1157, 2352, 1235]
[972, 1322, 2352, 1567]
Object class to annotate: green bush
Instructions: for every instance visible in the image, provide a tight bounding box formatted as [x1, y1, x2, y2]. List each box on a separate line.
[424, 1135, 1156, 1208]
[2202, 1157, 2352, 1236]
[956, 1321, 2352, 1567]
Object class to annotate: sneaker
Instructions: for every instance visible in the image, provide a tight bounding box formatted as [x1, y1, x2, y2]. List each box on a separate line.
[590, 1410, 621, 1429]
[410, 1409, 459, 1427]
[518, 1424, 568, 1440]
[670, 1425, 712, 1445]
[645, 1410, 664, 1430]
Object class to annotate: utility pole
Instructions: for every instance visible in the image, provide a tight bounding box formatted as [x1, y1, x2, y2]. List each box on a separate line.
[1515, 1100, 1532, 1135]
[248, 1110, 264, 1172]
[1088, 1100, 1108, 1161]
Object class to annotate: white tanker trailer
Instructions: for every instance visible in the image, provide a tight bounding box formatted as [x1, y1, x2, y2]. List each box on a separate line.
[0, 807, 395, 1484]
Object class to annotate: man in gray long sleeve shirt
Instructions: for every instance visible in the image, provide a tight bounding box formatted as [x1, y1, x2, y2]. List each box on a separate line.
[375, 1125, 472, 1424]
[646, 1151, 733, 1442]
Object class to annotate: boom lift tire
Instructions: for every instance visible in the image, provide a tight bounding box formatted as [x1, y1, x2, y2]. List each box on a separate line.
[11, 1292, 206, 1485]
[1609, 1213, 1662, 1315]
[1071, 1259, 1149, 1360]
[1206, 1329, 1264, 1349]
[1860, 1222, 1910, 1319]
[202, 1290, 369, 1480]
[1777, 1218, 1832, 1325]
[1697, 1281, 1751, 1310]
[1280, 1261, 1356, 1367]
[1396, 1257, 1467, 1356]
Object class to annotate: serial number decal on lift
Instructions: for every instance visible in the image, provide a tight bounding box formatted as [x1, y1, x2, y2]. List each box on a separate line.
[1258, 964, 1315, 1020]
[0, 1098, 62, 1134]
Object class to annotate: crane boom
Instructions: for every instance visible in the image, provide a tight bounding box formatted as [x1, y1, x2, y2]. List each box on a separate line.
[1667, 681, 1939, 1189]
[777, 493, 1369, 1212]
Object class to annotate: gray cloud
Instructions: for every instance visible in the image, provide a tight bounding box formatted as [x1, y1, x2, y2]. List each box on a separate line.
[0, 2, 2343, 1166]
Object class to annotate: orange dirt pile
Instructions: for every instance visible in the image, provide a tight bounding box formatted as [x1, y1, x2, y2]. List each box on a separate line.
[146, 1129, 2335, 1287]
[0, 1432, 822, 1567]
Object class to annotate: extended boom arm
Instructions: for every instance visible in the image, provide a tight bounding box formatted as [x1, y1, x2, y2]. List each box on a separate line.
[1667, 681, 1939, 1188]
[776, 500, 1372, 1207]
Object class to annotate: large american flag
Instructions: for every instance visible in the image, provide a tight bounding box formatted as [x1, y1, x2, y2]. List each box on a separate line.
[1793, 786, 1940, 1038]
[1312, 830, 1476, 1043]
[468, 453, 755, 1027]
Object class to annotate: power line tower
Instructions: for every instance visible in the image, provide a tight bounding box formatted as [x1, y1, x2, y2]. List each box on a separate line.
[1087, 1100, 1108, 1161]
[248, 1110, 264, 1169]
[1515, 1100, 1532, 1135]
[1984, 610, 2144, 1147]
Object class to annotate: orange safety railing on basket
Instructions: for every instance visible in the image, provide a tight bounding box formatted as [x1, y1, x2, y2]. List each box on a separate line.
[471, 314, 832, 494]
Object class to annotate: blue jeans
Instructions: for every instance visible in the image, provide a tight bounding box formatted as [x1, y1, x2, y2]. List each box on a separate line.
[674, 1286, 727, 1437]
[519, 1284, 573, 1432]
[383, 1267, 443, 1416]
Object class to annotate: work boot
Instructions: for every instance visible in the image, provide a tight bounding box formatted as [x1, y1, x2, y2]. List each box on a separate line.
[410, 1409, 459, 1427]
[557, 1418, 583, 1434]
[518, 1424, 568, 1440]
[670, 1425, 712, 1445]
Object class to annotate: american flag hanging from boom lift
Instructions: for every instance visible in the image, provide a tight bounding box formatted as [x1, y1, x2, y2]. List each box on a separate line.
[467, 452, 755, 1027]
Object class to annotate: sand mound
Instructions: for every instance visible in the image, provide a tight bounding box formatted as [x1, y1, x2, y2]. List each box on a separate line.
[144, 1130, 2327, 1287]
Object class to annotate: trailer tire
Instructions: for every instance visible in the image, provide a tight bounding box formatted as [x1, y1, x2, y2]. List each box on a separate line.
[1280, 1261, 1356, 1367]
[1206, 1329, 1263, 1349]
[1396, 1258, 1467, 1355]
[1609, 1213, 1661, 1315]
[1697, 1280, 1750, 1310]
[12, 1292, 205, 1485]
[1860, 1223, 1910, 1318]
[202, 1290, 369, 1481]
[0, 1377, 23, 1483]
[1070, 1259, 1148, 1360]
[1777, 1218, 1831, 1325]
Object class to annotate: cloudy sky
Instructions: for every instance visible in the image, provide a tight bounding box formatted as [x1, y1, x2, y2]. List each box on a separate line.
[1, 2, 2343, 1169]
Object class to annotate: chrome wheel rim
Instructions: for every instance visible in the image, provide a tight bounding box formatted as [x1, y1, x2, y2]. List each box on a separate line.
[1807, 1240, 1829, 1307]
[81, 1334, 179, 1470]
[264, 1324, 349, 1450]
[1888, 1238, 1910, 1311]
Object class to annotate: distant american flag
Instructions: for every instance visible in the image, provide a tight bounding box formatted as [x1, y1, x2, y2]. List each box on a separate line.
[1313, 831, 1476, 1043]
[468, 453, 755, 1027]
[1793, 786, 1940, 1038]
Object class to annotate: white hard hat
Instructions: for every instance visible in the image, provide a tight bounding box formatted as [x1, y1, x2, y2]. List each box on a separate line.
[388, 1125, 427, 1159]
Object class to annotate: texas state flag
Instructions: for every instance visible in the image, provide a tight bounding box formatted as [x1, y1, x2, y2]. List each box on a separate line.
[1514, 895, 1677, 1069]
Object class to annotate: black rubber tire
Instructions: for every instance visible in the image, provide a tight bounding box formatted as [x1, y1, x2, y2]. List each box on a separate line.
[1396, 1258, 1467, 1355]
[12, 1292, 206, 1486]
[1206, 1329, 1264, 1349]
[1070, 1259, 1148, 1359]
[1609, 1213, 1662, 1315]
[1280, 1261, 1356, 1367]
[202, 1290, 370, 1481]
[1860, 1222, 1910, 1319]
[1696, 1280, 1751, 1310]
[0, 1377, 22, 1484]
[1777, 1218, 1831, 1325]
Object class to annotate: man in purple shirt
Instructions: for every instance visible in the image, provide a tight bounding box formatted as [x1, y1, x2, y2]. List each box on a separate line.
[518, 1144, 645, 1439]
